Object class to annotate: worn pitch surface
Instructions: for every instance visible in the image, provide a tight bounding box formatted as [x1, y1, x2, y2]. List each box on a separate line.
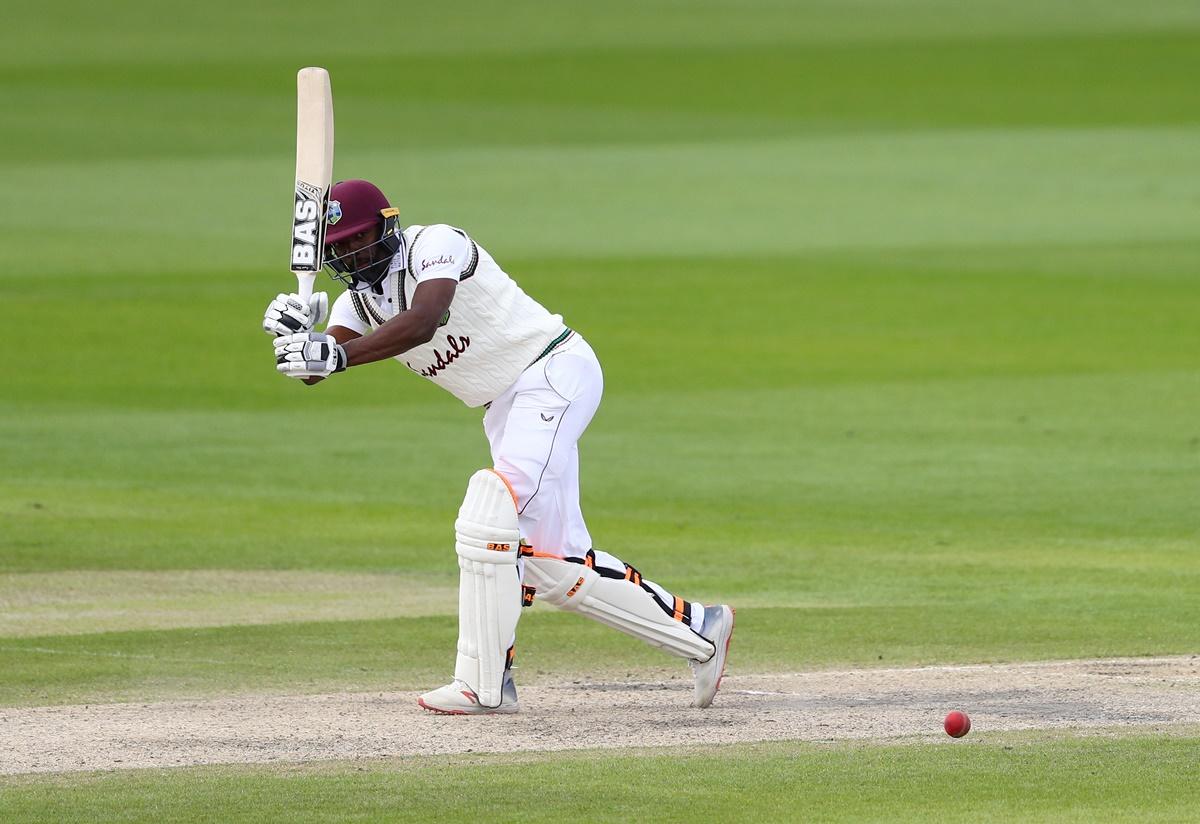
[3, 656, 1196, 775]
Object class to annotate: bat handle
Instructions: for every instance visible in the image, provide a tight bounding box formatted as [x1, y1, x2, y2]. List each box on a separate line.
[295, 272, 316, 304]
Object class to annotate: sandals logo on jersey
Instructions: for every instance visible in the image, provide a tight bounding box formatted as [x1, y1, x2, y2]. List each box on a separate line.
[420, 255, 454, 272]
[326, 200, 342, 226]
[407, 334, 471, 379]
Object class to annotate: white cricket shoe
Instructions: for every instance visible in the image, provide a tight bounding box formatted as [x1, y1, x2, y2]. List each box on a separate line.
[417, 672, 520, 715]
[689, 604, 735, 708]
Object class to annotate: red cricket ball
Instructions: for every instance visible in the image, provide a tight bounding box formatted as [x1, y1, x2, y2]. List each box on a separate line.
[944, 710, 971, 738]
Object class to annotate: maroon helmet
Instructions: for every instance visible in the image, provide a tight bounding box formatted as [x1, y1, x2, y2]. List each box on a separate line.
[326, 180, 389, 244]
[324, 179, 403, 290]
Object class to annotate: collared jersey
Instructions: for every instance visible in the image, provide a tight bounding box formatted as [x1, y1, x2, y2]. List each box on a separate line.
[327, 223, 566, 407]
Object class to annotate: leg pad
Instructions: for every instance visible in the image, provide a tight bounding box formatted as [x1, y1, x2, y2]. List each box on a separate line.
[453, 470, 522, 707]
[523, 555, 713, 660]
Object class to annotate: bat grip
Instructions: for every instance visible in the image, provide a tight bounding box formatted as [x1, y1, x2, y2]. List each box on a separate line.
[295, 272, 316, 304]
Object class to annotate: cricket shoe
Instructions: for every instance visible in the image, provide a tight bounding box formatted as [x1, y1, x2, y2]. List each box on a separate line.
[417, 672, 520, 715]
[689, 604, 735, 708]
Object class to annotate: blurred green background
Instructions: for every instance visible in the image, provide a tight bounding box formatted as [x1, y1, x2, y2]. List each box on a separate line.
[1, 0, 1198, 706]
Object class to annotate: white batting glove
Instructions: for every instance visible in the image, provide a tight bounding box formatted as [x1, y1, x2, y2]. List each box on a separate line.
[274, 332, 347, 378]
[262, 292, 329, 337]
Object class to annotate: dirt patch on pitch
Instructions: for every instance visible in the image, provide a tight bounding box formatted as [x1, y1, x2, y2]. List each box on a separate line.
[1, 655, 1197, 774]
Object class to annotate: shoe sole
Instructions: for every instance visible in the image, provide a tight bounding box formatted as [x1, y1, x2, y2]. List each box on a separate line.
[417, 697, 520, 715]
[695, 606, 735, 709]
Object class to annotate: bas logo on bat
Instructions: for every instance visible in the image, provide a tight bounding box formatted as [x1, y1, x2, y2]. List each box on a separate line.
[290, 66, 332, 298]
[291, 182, 326, 270]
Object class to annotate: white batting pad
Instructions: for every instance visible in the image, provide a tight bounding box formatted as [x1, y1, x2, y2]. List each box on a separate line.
[452, 469, 522, 708]
[523, 556, 714, 660]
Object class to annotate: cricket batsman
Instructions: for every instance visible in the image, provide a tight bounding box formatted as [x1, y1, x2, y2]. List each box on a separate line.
[263, 180, 734, 714]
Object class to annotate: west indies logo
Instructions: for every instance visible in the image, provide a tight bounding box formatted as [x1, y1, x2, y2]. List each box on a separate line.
[326, 201, 342, 225]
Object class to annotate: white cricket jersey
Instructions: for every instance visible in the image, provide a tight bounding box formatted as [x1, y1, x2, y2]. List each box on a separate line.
[327, 224, 568, 407]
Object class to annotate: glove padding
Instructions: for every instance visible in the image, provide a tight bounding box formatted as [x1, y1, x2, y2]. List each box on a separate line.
[263, 292, 329, 337]
[275, 332, 347, 378]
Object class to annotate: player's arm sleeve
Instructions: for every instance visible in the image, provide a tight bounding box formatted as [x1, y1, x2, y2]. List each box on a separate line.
[326, 290, 368, 336]
[410, 224, 477, 285]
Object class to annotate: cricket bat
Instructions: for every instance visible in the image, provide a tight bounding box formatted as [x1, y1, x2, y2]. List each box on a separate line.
[290, 67, 334, 303]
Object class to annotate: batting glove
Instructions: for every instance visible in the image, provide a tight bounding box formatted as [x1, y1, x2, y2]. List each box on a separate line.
[274, 332, 347, 378]
[263, 292, 329, 337]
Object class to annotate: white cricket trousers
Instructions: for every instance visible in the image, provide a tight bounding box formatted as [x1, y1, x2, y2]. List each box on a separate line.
[483, 334, 706, 635]
[484, 333, 599, 559]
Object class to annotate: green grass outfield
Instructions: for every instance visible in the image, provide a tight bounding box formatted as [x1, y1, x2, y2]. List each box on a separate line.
[2, 0, 1199, 819]
[4, 733, 1200, 823]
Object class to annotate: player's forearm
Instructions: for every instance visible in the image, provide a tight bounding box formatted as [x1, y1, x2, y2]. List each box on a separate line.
[341, 314, 437, 367]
